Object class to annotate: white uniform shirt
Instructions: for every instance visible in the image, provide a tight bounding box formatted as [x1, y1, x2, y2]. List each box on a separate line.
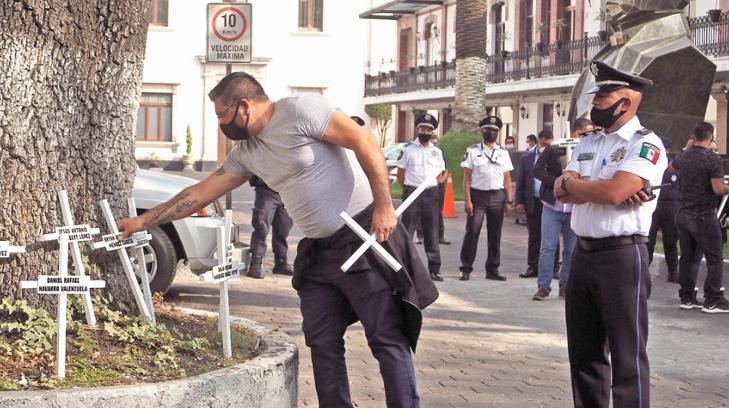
[461, 143, 514, 191]
[397, 142, 446, 188]
[566, 116, 667, 238]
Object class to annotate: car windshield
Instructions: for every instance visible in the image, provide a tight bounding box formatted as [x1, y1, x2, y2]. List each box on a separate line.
[383, 144, 404, 160]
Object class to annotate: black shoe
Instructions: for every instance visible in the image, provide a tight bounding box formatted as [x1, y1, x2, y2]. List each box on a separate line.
[459, 266, 472, 281]
[680, 289, 702, 310]
[519, 268, 538, 278]
[702, 296, 729, 314]
[247, 254, 264, 280]
[485, 272, 507, 281]
[430, 272, 444, 281]
[272, 258, 294, 276]
[439, 238, 451, 245]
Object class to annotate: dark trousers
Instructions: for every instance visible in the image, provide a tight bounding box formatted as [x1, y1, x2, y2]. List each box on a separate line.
[460, 188, 505, 273]
[647, 203, 678, 271]
[298, 266, 419, 408]
[415, 182, 446, 240]
[677, 209, 725, 302]
[402, 185, 441, 275]
[525, 197, 543, 270]
[250, 187, 293, 259]
[566, 242, 651, 408]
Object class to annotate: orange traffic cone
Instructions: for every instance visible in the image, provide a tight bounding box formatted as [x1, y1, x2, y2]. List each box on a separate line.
[442, 172, 456, 218]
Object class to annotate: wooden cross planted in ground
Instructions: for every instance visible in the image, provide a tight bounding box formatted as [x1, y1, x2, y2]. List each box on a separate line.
[37, 190, 100, 326]
[340, 170, 443, 273]
[21, 235, 106, 379]
[198, 209, 245, 359]
[0, 241, 25, 259]
[94, 199, 153, 323]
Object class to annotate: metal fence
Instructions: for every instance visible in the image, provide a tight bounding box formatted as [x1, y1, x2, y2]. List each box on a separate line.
[364, 11, 729, 97]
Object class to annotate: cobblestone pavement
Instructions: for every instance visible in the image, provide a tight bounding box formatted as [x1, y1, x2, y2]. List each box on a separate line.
[166, 177, 729, 407]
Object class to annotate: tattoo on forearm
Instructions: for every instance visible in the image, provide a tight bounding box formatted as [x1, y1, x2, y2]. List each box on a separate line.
[145, 191, 199, 227]
[214, 167, 226, 176]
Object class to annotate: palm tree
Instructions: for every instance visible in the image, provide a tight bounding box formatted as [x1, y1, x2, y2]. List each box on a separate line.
[453, 0, 488, 131]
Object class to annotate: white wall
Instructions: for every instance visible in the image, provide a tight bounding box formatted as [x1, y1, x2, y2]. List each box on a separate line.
[138, 0, 371, 165]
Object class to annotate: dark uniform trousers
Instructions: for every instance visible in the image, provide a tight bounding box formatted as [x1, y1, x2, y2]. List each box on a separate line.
[566, 240, 651, 408]
[676, 208, 725, 302]
[460, 188, 506, 273]
[647, 203, 679, 271]
[415, 182, 446, 240]
[526, 197, 543, 270]
[250, 186, 293, 258]
[402, 185, 441, 275]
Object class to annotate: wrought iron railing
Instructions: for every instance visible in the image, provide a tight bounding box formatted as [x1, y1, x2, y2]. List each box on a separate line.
[364, 61, 455, 97]
[364, 11, 729, 97]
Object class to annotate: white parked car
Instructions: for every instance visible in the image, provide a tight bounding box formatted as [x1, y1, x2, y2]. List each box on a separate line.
[383, 142, 408, 183]
[132, 169, 244, 294]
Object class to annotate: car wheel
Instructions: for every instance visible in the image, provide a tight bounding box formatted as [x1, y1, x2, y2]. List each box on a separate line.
[130, 225, 178, 295]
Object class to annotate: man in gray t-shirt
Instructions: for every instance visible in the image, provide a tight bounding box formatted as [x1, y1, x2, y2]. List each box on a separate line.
[118, 72, 437, 407]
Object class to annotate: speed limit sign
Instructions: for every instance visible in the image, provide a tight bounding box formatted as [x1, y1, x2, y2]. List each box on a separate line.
[207, 3, 252, 63]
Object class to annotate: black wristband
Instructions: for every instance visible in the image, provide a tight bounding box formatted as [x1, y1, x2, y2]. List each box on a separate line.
[561, 177, 570, 193]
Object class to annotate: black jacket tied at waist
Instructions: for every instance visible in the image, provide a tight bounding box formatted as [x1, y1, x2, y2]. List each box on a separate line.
[293, 204, 439, 351]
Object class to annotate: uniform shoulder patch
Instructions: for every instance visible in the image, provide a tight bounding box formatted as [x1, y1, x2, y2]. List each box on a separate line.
[637, 128, 653, 135]
[397, 150, 404, 160]
[638, 142, 661, 164]
[470, 143, 479, 148]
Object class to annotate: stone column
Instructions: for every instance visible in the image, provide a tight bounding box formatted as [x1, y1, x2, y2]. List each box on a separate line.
[712, 90, 728, 155]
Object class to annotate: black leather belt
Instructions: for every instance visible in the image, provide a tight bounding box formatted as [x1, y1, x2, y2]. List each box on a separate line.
[577, 234, 646, 252]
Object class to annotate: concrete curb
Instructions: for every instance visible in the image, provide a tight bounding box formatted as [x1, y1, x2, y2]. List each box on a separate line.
[0, 308, 298, 408]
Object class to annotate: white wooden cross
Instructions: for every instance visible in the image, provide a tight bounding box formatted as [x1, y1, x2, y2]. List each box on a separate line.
[340, 170, 443, 273]
[20, 235, 106, 379]
[38, 191, 100, 326]
[198, 209, 243, 359]
[96, 199, 153, 322]
[127, 198, 156, 325]
[0, 241, 25, 258]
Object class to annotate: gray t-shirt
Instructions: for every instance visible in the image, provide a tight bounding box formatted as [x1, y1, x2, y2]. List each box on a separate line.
[223, 94, 374, 238]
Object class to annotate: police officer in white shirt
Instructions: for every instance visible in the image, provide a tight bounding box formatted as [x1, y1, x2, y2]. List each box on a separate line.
[397, 114, 447, 281]
[458, 116, 514, 281]
[554, 61, 666, 408]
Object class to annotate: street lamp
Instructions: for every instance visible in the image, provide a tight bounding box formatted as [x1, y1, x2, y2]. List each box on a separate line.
[520, 105, 529, 119]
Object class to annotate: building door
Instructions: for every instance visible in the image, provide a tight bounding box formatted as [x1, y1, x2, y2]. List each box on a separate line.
[399, 28, 413, 70]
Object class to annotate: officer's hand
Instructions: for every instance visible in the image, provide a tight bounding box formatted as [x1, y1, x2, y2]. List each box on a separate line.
[465, 201, 474, 217]
[504, 204, 512, 218]
[371, 205, 397, 242]
[117, 216, 146, 240]
[515, 204, 525, 215]
[621, 190, 650, 208]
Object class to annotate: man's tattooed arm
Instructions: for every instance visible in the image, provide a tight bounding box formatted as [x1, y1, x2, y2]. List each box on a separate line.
[143, 189, 202, 228]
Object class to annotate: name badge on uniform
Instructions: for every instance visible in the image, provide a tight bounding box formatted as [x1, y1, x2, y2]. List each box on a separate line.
[577, 152, 595, 161]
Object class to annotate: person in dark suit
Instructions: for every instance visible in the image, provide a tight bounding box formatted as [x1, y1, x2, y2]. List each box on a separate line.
[515, 130, 554, 278]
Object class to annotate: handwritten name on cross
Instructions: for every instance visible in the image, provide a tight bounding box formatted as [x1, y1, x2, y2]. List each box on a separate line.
[20, 236, 106, 379]
[339, 170, 443, 273]
[98, 199, 152, 322]
[0, 241, 25, 258]
[38, 191, 99, 326]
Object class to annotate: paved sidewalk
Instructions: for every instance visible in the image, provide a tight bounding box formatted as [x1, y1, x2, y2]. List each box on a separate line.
[167, 198, 729, 407]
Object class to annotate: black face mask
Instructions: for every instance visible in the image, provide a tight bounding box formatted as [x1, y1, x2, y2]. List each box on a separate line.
[590, 98, 627, 130]
[482, 131, 498, 143]
[220, 101, 251, 141]
[417, 133, 432, 144]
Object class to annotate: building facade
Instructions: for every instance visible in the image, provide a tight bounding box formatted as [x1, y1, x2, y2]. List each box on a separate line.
[136, 0, 375, 170]
[362, 0, 729, 153]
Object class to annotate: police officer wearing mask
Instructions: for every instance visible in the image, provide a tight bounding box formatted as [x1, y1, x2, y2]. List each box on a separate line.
[458, 116, 514, 281]
[554, 61, 666, 407]
[397, 114, 448, 281]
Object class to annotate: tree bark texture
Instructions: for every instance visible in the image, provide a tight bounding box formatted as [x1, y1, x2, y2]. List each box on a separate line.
[0, 0, 149, 311]
[454, 0, 488, 131]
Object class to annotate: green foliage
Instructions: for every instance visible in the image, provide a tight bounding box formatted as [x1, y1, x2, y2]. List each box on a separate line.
[0, 376, 20, 391]
[62, 359, 120, 388]
[365, 104, 392, 147]
[0, 298, 56, 357]
[440, 131, 482, 201]
[185, 125, 193, 154]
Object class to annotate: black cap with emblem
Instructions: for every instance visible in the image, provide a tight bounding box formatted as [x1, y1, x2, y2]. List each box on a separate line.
[415, 114, 439, 130]
[479, 116, 503, 131]
[586, 60, 654, 94]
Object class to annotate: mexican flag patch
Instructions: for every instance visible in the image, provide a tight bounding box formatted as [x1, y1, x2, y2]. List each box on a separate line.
[639, 142, 660, 164]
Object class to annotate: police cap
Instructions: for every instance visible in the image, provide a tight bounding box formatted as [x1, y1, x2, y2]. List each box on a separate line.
[587, 60, 653, 94]
[415, 113, 439, 130]
[479, 116, 503, 131]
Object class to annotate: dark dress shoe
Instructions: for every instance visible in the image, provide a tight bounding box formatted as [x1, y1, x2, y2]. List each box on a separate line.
[519, 269, 538, 278]
[459, 272, 470, 281]
[430, 272, 444, 281]
[439, 238, 451, 245]
[486, 272, 507, 281]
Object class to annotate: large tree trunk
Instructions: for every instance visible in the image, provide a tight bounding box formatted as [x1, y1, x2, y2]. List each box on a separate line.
[0, 0, 149, 310]
[454, 0, 488, 132]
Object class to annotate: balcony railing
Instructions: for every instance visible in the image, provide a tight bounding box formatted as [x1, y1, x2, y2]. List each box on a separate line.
[364, 11, 729, 97]
[364, 61, 455, 97]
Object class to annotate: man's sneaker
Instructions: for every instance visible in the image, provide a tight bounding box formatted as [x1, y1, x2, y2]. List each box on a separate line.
[430, 272, 444, 282]
[680, 288, 702, 310]
[702, 297, 729, 314]
[532, 288, 550, 301]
